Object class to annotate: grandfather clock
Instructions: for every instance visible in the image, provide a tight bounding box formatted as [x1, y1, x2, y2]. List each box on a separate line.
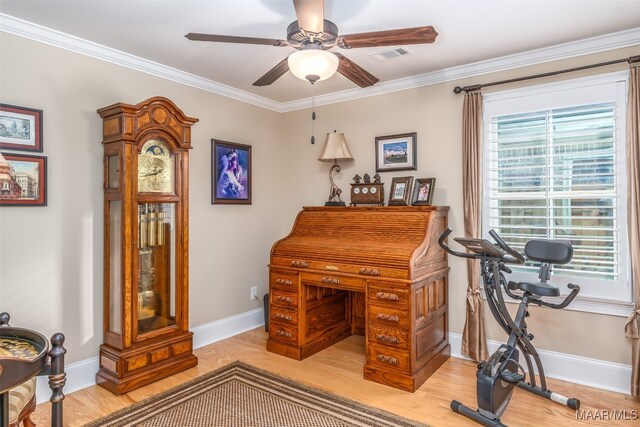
[96, 97, 198, 394]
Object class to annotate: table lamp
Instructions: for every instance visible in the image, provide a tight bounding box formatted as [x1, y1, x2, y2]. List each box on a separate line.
[318, 131, 354, 206]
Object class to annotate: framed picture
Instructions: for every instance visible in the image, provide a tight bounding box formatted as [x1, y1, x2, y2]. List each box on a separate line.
[212, 139, 252, 205]
[0, 152, 47, 206]
[375, 132, 416, 172]
[0, 104, 43, 152]
[388, 176, 413, 206]
[411, 178, 436, 206]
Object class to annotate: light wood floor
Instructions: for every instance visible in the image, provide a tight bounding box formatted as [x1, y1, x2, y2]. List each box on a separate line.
[32, 328, 639, 426]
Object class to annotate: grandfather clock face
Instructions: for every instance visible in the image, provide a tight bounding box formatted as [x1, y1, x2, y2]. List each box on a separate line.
[138, 140, 174, 193]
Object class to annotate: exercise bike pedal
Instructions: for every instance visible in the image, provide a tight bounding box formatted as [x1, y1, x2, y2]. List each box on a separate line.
[500, 370, 524, 384]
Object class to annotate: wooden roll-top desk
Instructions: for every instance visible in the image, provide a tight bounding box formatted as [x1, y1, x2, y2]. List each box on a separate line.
[267, 206, 450, 392]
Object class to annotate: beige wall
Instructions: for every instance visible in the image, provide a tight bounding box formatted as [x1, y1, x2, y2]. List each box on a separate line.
[0, 31, 636, 367]
[0, 34, 289, 363]
[278, 45, 639, 365]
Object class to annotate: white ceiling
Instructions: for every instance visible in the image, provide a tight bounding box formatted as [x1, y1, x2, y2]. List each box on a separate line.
[1, 0, 640, 103]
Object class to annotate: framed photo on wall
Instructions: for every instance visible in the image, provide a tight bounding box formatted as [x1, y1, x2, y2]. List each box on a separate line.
[388, 176, 413, 206]
[0, 104, 43, 152]
[411, 177, 436, 206]
[212, 139, 252, 205]
[0, 152, 47, 206]
[375, 132, 416, 172]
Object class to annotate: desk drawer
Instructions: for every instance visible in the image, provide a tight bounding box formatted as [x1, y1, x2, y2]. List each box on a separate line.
[270, 306, 298, 326]
[367, 343, 410, 371]
[270, 269, 299, 291]
[269, 322, 298, 345]
[368, 324, 409, 350]
[368, 284, 410, 308]
[270, 289, 298, 309]
[301, 272, 364, 292]
[368, 304, 410, 329]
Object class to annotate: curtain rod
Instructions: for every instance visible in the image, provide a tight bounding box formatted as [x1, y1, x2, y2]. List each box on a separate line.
[453, 55, 640, 94]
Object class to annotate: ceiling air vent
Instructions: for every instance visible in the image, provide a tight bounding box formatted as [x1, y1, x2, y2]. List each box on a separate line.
[370, 47, 413, 61]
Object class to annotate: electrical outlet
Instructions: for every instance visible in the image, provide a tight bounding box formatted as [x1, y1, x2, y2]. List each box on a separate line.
[250, 286, 258, 300]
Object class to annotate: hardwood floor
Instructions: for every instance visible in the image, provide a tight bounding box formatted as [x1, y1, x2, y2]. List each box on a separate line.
[32, 328, 639, 426]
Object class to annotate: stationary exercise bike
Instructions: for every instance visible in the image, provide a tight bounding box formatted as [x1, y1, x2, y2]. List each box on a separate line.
[439, 228, 581, 427]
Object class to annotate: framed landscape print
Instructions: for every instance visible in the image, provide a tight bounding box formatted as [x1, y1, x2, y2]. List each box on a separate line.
[0, 104, 43, 152]
[375, 132, 416, 172]
[388, 176, 413, 206]
[212, 139, 252, 205]
[411, 177, 436, 206]
[0, 152, 47, 206]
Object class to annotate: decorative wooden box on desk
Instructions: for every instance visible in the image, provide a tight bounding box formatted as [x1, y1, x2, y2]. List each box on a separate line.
[268, 206, 450, 392]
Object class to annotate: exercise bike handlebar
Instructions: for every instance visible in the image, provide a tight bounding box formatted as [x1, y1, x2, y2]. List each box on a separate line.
[535, 283, 581, 309]
[438, 228, 477, 260]
[488, 229, 526, 264]
[439, 227, 525, 265]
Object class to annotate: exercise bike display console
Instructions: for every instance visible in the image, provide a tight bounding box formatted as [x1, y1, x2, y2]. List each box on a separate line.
[439, 228, 581, 427]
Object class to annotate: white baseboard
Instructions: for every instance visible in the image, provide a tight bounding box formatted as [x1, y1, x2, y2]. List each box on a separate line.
[36, 308, 265, 404]
[449, 332, 632, 395]
[35, 313, 630, 404]
[36, 355, 100, 405]
[191, 307, 265, 349]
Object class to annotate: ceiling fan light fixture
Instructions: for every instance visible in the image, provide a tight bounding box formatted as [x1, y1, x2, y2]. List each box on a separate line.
[288, 48, 339, 83]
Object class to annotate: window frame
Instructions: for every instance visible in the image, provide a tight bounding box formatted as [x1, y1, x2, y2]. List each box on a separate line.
[481, 71, 632, 316]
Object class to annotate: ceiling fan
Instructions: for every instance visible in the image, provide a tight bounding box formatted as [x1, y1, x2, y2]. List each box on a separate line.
[185, 0, 438, 88]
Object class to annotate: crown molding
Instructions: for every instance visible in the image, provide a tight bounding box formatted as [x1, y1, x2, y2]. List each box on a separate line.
[280, 27, 640, 112]
[1, 13, 639, 113]
[0, 13, 282, 112]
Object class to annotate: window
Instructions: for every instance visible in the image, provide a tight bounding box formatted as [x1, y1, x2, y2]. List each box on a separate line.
[483, 72, 631, 312]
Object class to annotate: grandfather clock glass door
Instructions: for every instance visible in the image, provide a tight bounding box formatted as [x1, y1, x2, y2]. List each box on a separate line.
[97, 97, 198, 395]
[137, 202, 176, 334]
[136, 138, 178, 336]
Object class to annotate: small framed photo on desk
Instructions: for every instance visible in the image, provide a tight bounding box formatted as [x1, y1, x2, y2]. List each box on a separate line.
[388, 176, 413, 206]
[411, 178, 436, 206]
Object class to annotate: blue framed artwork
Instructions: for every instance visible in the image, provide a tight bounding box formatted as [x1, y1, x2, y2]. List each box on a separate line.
[211, 139, 251, 205]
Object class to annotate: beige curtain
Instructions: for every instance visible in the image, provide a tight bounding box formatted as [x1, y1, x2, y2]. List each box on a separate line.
[626, 61, 640, 397]
[461, 91, 488, 361]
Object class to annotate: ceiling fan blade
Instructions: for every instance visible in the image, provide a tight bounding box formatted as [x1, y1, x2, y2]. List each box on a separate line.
[293, 0, 324, 33]
[334, 53, 379, 88]
[185, 33, 288, 47]
[253, 57, 290, 86]
[338, 26, 438, 49]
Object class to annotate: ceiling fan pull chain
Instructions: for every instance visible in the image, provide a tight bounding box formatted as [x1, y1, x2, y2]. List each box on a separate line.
[311, 81, 316, 144]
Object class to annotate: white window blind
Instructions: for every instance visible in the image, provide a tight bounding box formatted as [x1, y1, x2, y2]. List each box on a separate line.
[483, 73, 630, 305]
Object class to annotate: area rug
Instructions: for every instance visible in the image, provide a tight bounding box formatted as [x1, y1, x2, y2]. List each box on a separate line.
[85, 361, 428, 427]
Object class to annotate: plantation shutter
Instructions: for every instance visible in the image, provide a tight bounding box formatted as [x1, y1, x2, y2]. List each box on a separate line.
[487, 102, 620, 280]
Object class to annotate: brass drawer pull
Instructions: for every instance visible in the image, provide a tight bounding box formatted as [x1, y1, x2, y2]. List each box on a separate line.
[275, 278, 293, 286]
[321, 277, 341, 285]
[291, 260, 309, 268]
[376, 334, 399, 344]
[376, 313, 399, 323]
[377, 354, 399, 365]
[360, 267, 380, 276]
[276, 330, 293, 338]
[275, 313, 292, 321]
[275, 296, 293, 304]
[376, 292, 399, 301]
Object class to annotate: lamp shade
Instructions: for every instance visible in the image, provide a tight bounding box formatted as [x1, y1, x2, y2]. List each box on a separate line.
[318, 132, 354, 162]
[288, 49, 339, 82]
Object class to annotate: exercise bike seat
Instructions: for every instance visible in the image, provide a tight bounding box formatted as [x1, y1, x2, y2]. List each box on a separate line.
[506, 239, 571, 297]
[508, 280, 560, 297]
